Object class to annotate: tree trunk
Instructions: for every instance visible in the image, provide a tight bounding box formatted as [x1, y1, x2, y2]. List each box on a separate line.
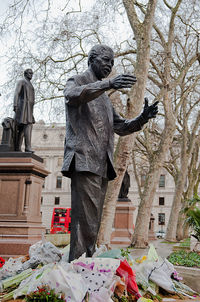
[183, 223, 189, 239]
[166, 112, 200, 241]
[176, 211, 185, 241]
[132, 161, 161, 247]
[97, 0, 157, 246]
[132, 111, 176, 247]
[176, 140, 200, 241]
[132, 0, 187, 247]
[166, 157, 188, 241]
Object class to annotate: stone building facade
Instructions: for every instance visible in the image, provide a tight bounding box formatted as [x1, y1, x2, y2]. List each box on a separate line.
[0, 121, 175, 234]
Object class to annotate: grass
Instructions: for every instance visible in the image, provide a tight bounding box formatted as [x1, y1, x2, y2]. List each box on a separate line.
[168, 250, 200, 267]
[161, 237, 190, 247]
[179, 237, 190, 247]
[160, 241, 175, 244]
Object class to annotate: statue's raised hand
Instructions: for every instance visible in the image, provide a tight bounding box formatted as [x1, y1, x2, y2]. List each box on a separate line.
[110, 74, 137, 89]
[141, 98, 158, 122]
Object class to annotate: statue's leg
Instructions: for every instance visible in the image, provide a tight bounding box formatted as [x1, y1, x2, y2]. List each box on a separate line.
[15, 125, 24, 152]
[24, 124, 33, 152]
[69, 171, 108, 262]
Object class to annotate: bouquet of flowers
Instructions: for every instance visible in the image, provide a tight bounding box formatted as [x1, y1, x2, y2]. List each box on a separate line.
[25, 285, 65, 302]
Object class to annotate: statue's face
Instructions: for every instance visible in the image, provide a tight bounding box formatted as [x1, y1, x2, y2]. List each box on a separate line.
[25, 69, 33, 80]
[91, 52, 114, 80]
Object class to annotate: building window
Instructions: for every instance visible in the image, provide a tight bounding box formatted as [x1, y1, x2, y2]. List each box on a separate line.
[159, 197, 165, 206]
[41, 197, 43, 204]
[158, 213, 165, 225]
[159, 175, 165, 187]
[57, 158, 63, 167]
[56, 176, 62, 189]
[55, 197, 60, 205]
[42, 180, 45, 188]
[141, 174, 146, 187]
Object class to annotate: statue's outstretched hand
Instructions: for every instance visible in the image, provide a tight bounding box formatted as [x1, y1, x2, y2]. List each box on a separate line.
[110, 74, 137, 89]
[141, 98, 158, 122]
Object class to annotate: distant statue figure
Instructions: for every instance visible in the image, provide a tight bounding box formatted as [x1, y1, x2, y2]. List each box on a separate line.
[0, 117, 15, 151]
[118, 170, 130, 200]
[13, 68, 35, 152]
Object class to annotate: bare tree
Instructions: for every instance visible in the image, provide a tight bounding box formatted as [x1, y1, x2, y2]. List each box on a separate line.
[164, 84, 200, 241]
[0, 0, 122, 120]
[128, 0, 200, 247]
[97, 0, 158, 246]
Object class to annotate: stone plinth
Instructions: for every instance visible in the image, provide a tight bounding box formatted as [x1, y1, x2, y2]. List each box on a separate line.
[0, 152, 49, 257]
[111, 200, 135, 246]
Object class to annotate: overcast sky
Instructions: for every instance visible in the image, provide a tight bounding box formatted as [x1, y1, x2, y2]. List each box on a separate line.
[0, 0, 12, 17]
[0, 0, 98, 122]
[0, 0, 13, 82]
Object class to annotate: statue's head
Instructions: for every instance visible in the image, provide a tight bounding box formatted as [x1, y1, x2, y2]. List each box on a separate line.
[88, 45, 114, 80]
[24, 69, 33, 80]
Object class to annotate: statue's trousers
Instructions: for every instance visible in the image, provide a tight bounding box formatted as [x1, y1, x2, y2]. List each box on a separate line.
[69, 171, 108, 262]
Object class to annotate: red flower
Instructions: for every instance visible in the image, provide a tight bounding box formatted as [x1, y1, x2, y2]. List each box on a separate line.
[0, 257, 5, 268]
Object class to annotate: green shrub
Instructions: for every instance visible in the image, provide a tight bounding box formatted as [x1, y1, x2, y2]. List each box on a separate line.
[168, 250, 200, 267]
[179, 238, 190, 247]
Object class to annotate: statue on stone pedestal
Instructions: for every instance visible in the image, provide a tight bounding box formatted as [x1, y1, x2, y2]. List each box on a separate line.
[13, 68, 35, 152]
[61, 44, 159, 262]
[118, 170, 131, 201]
[0, 117, 15, 151]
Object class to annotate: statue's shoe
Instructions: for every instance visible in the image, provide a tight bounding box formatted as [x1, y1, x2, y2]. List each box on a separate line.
[25, 149, 34, 153]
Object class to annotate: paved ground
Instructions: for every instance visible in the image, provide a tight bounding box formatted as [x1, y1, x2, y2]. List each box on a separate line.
[129, 238, 177, 260]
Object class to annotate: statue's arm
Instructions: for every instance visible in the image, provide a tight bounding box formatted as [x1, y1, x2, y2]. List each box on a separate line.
[64, 77, 111, 107]
[113, 108, 146, 136]
[13, 80, 23, 111]
[113, 99, 158, 136]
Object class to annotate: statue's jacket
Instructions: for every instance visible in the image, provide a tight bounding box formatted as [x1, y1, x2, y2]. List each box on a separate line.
[14, 78, 35, 125]
[62, 68, 144, 180]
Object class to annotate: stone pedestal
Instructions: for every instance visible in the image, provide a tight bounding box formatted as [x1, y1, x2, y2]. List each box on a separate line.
[0, 152, 49, 258]
[111, 200, 135, 246]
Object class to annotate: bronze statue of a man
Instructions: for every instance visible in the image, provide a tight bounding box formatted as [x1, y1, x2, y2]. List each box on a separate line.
[61, 44, 158, 262]
[118, 170, 131, 200]
[13, 68, 35, 152]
